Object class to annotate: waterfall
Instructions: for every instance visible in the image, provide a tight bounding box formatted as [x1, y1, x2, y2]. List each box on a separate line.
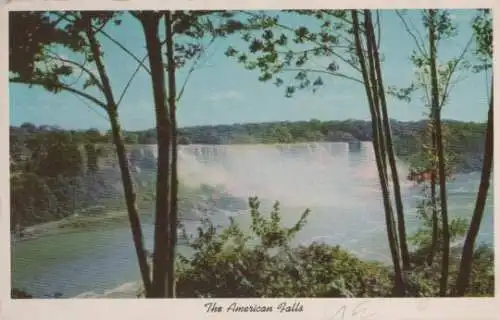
[173, 142, 410, 207]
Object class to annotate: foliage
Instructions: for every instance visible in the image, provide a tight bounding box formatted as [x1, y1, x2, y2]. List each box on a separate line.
[9, 11, 127, 99]
[471, 9, 492, 71]
[405, 244, 493, 297]
[165, 197, 492, 298]
[404, 121, 457, 174]
[10, 124, 147, 231]
[466, 244, 494, 296]
[10, 127, 98, 230]
[394, 9, 473, 109]
[409, 200, 468, 254]
[219, 10, 363, 98]
[174, 197, 394, 298]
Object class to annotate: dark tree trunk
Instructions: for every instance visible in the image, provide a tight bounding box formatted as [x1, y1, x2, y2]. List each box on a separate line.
[363, 12, 389, 186]
[165, 11, 178, 298]
[428, 125, 439, 266]
[108, 109, 152, 294]
[427, 9, 451, 296]
[365, 10, 410, 271]
[84, 15, 152, 294]
[454, 79, 493, 296]
[140, 12, 173, 298]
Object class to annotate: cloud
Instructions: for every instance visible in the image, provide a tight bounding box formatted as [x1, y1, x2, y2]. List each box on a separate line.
[206, 90, 245, 102]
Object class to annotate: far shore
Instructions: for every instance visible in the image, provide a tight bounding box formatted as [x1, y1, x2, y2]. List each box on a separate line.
[11, 208, 146, 243]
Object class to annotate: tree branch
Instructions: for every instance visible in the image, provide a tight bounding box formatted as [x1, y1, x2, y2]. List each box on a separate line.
[176, 36, 216, 101]
[117, 54, 149, 106]
[45, 50, 106, 93]
[240, 10, 362, 74]
[282, 68, 364, 84]
[10, 77, 108, 110]
[376, 10, 381, 51]
[100, 29, 152, 75]
[72, 93, 110, 122]
[117, 33, 181, 106]
[52, 11, 152, 75]
[396, 10, 428, 58]
[439, 35, 474, 109]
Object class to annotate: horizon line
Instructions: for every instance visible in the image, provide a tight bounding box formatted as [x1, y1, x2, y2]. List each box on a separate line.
[9, 117, 488, 132]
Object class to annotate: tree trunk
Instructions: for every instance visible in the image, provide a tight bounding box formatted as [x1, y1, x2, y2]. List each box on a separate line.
[454, 79, 493, 296]
[165, 11, 178, 298]
[108, 108, 153, 294]
[363, 12, 389, 186]
[365, 10, 410, 271]
[428, 9, 451, 296]
[428, 124, 439, 266]
[351, 10, 405, 296]
[84, 15, 152, 294]
[140, 13, 173, 298]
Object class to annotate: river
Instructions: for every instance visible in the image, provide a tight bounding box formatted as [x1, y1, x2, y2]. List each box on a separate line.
[10, 142, 494, 298]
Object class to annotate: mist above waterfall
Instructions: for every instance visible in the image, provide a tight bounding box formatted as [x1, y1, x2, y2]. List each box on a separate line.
[176, 142, 413, 208]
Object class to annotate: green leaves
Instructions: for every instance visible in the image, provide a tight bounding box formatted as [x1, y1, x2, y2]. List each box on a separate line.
[9, 11, 118, 99]
[294, 26, 310, 43]
[221, 10, 359, 98]
[421, 10, 457, 40]
[9, 126, 112, 230]
[471, 9, 492, 72]
[395, 10, 474, 110]
[10, 12, 81, 80]
[387, 84, 416, 103]
[175, 197, 393, 298]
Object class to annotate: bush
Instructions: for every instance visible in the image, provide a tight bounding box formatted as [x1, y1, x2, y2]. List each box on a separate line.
[466, 244, 494, 297]
[406, 180, 494, 297]
[175, 197, 393, 298]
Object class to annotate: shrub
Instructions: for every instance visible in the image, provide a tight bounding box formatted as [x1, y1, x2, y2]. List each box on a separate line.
[175, 197, 393, 298]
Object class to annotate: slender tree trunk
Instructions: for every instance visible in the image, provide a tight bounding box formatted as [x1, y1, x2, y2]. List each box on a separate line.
[428, 9, 451, 296]
[141, 13, 173, 298]
[363, 14, 400, 256]
[454, 79, 493, 296]
[428, 125, 439, 266]
[352, 10, 404, 296]
[164, 11, 178, 298]
[363, 12, 389, 185]
[108, 108, 153, 293]
[84, 15, 152, 294]
[365, 10, 410, 271]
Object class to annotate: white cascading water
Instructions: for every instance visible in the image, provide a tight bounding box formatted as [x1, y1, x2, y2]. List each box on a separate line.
[174, 142, 413, 208]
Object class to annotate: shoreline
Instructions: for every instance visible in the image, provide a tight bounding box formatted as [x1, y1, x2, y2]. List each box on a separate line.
[11, 209, 142, 243]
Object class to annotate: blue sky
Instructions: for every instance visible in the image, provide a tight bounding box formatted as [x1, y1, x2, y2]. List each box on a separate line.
[9, 9, 491, 131]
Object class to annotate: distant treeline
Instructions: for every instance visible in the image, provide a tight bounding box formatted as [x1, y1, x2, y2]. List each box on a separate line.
[11, 118, 487, 170]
